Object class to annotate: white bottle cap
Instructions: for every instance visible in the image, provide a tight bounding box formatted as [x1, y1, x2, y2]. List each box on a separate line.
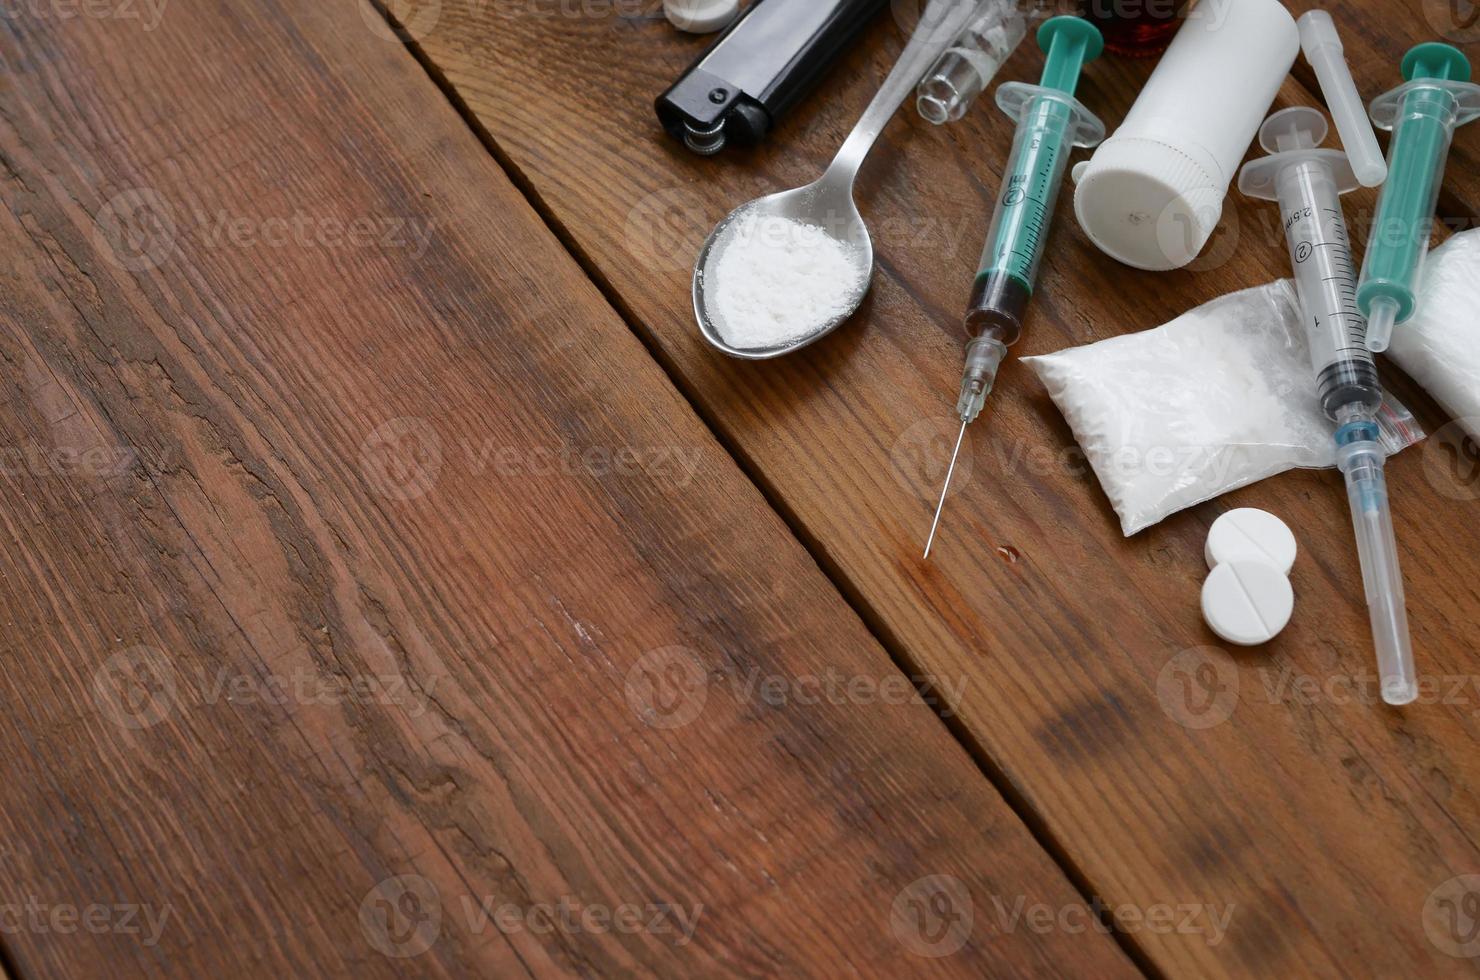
[1072, 140, 1226, 271]
[1202, 561, 1295, 646]
[1073, 0, 1299, 270]
[664, 0, 740, 34]
[1205, 508, 1297, 574]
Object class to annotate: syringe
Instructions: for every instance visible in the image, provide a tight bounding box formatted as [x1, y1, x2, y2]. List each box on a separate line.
[1357, 43, 1480, 352]
[924, 15, 1104, 558]
[1240, 108, 1417, 705]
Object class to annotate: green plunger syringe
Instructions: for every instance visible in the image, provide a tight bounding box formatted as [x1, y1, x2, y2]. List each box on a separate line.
[926, 16, 1105, 558]
[1357, 43, 1480, 352]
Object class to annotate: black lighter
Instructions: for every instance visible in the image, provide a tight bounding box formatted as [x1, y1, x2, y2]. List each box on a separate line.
[656, 0, 891, 155]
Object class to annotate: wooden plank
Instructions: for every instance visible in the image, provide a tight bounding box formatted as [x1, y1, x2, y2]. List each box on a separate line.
[0, 1, 1138, 976]
[408, 2, 1480, 975]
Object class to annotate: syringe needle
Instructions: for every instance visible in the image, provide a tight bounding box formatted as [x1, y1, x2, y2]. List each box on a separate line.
[923, 418, 968, 560]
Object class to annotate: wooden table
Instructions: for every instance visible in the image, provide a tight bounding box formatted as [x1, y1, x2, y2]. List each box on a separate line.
[2, 0, 1478, 975]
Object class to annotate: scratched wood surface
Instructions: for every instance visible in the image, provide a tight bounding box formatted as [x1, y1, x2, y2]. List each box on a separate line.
[0, 0, 1146, 976]
[403, 0, 1480, 974]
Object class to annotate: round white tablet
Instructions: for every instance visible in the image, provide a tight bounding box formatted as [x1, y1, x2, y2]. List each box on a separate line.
[1205, 508, 1297, 574]
[1201, 561, 1295, 646]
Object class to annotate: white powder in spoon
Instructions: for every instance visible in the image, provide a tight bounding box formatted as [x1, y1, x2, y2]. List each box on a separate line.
[707, 211, 866, 351]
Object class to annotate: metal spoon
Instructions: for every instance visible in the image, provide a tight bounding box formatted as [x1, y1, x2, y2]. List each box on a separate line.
[693, 0, 982, 360]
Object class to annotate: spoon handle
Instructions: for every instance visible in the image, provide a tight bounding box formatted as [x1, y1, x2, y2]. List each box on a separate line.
[824, 0, 983, 186]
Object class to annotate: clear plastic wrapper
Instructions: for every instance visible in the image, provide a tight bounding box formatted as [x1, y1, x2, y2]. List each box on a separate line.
[1386, 228, 1480, 442]
[1023, 281, 1423, 535]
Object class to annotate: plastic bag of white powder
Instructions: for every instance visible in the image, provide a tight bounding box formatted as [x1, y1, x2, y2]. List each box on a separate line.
[1023, 280, 1423, 536]
[1387, 229, 1480, 443]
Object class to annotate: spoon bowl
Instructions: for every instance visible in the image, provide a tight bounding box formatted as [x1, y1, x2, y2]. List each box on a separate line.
[693, 179, 873, 360]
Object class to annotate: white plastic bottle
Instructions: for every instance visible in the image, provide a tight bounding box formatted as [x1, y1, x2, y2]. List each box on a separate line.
[1072, 0, 1299, 270]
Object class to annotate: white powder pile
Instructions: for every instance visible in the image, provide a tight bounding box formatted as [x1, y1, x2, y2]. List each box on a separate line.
[708, 211, 866, 351]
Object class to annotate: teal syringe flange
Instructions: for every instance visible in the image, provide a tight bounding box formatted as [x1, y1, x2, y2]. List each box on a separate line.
[1357, 42, 1480, 352]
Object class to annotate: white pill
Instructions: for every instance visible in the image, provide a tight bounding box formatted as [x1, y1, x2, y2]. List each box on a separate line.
[1201, 561, 1295, 646]
[1205, 508, 1297, 574]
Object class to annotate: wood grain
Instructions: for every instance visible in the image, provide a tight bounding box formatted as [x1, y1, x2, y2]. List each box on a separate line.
[405, 1, 1480, 974]
[0, 0, 1139, 976]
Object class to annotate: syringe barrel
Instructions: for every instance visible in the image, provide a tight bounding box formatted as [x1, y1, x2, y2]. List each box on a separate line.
[1337, 427, 1417, 705]
[1358, 81, 1463, 325]
[1273, 160, 1381, 419]
[967, 86, 1089, 343]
